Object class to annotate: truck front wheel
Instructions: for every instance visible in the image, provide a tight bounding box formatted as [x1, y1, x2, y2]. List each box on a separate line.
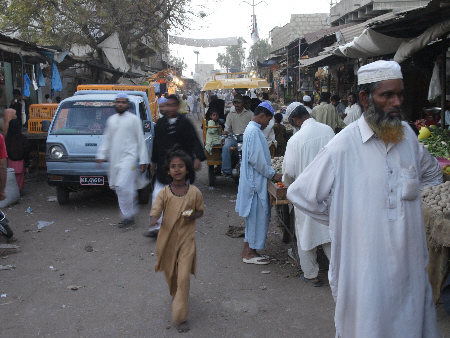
[57, 186, 70, 205]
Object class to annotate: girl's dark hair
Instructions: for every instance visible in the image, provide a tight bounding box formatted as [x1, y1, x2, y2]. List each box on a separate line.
[6, 119, 22, 137]
[164, 145, 196, 184]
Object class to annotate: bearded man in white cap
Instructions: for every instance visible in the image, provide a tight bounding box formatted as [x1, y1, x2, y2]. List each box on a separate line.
[97, 92, 149, 228]
[287, 60, 442, 337]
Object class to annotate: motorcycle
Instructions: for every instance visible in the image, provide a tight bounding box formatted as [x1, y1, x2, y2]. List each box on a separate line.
[223, 132, 243, 181]
[0, 210, 13, 238]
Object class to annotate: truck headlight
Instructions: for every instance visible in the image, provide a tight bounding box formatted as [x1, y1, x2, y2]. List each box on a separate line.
[50, 145, 64, 159]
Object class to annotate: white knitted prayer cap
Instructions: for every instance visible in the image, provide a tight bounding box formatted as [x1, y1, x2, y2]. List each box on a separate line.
[357, 60, 403, 85]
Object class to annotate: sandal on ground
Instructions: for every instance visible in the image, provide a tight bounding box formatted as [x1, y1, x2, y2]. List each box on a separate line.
[242, 256, 270, 265]
[118, 218, 135, 228]
[300, 273, 322, 287]
[143, 229, 159, 238]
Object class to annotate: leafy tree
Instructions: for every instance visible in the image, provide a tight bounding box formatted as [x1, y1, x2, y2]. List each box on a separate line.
[216, 37, 246, 72]
[169, 55, 187, 71]
[0, 0, 194, 58]
[248, 38, 271, 65]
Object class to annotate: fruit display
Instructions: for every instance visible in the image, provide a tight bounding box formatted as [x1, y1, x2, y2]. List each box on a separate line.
[275, 182, 285, 188]
[443, 164, 450, 175]
[421, 181, 450, 214]
[415, 119, 427, 129]
[420, 127, 450, 159]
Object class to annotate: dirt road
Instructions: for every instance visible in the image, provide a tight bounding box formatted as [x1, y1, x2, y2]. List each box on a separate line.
[1, 119, 449, 337]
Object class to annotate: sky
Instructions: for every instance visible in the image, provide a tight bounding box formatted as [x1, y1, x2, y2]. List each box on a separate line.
[169, 0, 331, 79]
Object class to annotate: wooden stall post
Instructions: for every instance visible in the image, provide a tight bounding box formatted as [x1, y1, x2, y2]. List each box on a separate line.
[441, 37, 448, 129]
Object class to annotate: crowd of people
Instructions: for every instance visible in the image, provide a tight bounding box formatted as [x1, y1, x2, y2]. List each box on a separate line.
[1, 60, 445, 336]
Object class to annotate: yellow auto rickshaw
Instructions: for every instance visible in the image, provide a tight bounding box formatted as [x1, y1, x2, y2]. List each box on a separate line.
[201, 72, 272, 186]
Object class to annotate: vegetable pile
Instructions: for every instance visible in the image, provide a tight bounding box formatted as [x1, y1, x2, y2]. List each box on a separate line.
[421, 181, 450, 214]
[271, 156, 284, 174]
[420, 127, 450, 159]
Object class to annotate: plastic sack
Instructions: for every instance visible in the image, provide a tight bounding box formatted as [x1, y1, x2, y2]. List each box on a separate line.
[0, 168, 20, 208]
[428, 62, 442, 102]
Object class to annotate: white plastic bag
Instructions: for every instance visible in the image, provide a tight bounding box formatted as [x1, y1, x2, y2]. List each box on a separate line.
[0, 168, 20, 208]
[428, 62, 442, 102]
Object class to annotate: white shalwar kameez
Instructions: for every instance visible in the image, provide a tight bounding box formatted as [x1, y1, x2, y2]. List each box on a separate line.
[343, 103, 362, 125]
[282, 118, 334, 278]
[97, 111, 149, 219]
[286, 116, 442, 338]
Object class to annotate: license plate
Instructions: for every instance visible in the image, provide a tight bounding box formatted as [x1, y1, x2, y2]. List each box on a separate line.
[80, 176, 104, 185]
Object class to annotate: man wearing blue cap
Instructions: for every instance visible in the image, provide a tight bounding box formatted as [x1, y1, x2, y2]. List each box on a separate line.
[97, 92, 149, 228]
[235, 102, 282, 264]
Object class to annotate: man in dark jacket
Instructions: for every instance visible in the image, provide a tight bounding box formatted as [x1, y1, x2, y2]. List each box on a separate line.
[144, 94, 206, 237]
[9, 89, 29, 127]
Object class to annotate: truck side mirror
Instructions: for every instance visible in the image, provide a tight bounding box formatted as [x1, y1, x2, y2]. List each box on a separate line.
[143, 120, 152, 133]
[41, 120, 51, 133]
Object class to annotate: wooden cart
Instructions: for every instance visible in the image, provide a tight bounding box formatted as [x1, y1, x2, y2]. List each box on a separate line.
[267, 180, 298, 260]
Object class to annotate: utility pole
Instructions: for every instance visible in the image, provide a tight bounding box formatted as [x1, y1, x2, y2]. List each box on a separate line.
[242, 0, 267, 75]
[194, 50, 199, 86]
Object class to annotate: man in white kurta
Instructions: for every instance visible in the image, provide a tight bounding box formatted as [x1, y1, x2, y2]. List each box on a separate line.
[343, 92, 362, 125]
[236, 102, 282, 265]
[97, 93, 149, 227]
[282, 105, 334, 287]
[286, 61, 442, 337]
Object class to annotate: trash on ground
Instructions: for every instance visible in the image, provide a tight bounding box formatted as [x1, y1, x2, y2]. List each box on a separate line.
[208, 187, 214, 191]
[38, 221, 54, 229]
[84, 245, 93, 252]
[260, 285, 267, 290]
[67, 285, 84, 290]
[226, 225, 245, 238]
[49, 266, 54, 269]
[261, 270, 271, 274]
[0, 244, 19, 255]
[1, 294, 6, 297]
[47, 196, 57, 202]
[0, 265, 16, 270]
[25, 207, 32, 213]
[204, 299, 212, 303]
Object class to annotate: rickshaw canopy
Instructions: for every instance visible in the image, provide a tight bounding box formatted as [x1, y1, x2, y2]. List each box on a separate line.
[201, 72, 270, 91]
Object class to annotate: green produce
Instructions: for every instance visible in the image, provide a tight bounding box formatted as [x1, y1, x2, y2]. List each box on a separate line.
[420, 128, 450, 159]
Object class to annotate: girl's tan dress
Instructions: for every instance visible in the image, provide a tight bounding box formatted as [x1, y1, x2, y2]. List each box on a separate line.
[150, 185, 204, 323]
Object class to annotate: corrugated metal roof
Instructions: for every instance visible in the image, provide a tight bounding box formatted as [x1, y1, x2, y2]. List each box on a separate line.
[304, 23, 356, 44]
[339, 12, 397, 44]
[299, 54, 333, 68]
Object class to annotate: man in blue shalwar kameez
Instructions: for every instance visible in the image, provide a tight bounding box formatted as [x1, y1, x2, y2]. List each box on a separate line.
[235, 102, 283, 265]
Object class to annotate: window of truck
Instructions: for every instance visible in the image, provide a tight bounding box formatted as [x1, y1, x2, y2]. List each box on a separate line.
[50, 100, 136, 135]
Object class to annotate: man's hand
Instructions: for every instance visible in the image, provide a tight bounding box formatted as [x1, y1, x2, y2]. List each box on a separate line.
[222, 130, 228, 135]
[194, 158, 201, 171]
[272, 173, 282, 182]
[0, 192, 6, 201]
[140, 164, 147, 173]
[150, 162, 156, 174]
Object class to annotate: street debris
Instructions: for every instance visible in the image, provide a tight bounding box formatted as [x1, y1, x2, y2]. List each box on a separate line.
[47, 196, 57, 202]
[261, 270, 271, 274]
[67, 285, 84, 290]
[0, 265, 15, 270]
[0, 244, 19, 255]
[84, 245, 93, 252]
[204, 299, 212, 303]
[25, 207, 32, 213]
[226, 225, 245, 238]
[38, 221, 54, 229]
[1, 294, 6, 297]
[260, 285, 267, 290]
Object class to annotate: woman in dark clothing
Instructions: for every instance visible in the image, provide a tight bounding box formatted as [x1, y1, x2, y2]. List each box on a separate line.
[5, 119, 29, 193]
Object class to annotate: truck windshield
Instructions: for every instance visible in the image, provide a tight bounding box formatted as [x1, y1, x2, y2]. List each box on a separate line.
[50, 100, 135, 135]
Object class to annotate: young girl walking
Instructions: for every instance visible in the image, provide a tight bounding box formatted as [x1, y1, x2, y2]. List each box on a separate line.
[149, 147, 204, 333]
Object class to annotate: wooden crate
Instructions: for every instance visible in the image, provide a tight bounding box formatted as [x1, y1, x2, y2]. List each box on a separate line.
[267, 180, 290, 205]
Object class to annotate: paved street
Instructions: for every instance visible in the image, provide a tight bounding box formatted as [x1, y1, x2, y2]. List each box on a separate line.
[0, 121, 449, 337]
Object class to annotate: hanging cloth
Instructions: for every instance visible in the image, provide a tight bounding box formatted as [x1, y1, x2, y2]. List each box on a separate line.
[37, 64, 46, 87]
[51, 61, 63, 94]
[31, 65, 38, 90]
[23, 73, 32, 97]
[428, 62, 441, 102]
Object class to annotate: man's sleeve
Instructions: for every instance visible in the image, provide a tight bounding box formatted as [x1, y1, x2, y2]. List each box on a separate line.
[286, 147, 335, 225]
[282, 139, 297, 186]
[151, 121, 161, 164]
[185, 119, 207, 161]
[136, 117, 149, 165]
[96, 119, 111, 160]
[419, 144, 443, 188]
[247, 131, 275, 179]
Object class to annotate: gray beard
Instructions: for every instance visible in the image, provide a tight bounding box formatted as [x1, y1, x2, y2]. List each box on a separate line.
[364, 102, 404, 144]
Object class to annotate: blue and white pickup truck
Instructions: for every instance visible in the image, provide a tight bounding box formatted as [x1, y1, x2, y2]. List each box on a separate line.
[44, 90, 154, 205]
